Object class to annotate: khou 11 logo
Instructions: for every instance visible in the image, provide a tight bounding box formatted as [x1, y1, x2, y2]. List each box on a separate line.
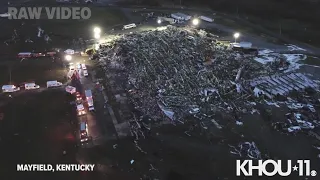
[236, 160, 317, 177]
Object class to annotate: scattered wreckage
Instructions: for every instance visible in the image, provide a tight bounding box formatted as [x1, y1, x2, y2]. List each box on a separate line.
[95, 26, 319, 145]
[229, 142, 262, 159]
[4, 26, 51, 46]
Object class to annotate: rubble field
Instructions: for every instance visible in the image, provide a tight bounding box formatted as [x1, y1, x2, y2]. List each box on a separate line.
[92, 26, 320, 178]
[97, 26, 318, 120]
[99, 26, 269, 120]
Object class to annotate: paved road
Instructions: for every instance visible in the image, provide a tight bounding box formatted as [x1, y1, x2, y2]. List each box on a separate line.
[119, 7, 320, 54]
[119, 8, 308, 53]
[67, 56, 118, 148]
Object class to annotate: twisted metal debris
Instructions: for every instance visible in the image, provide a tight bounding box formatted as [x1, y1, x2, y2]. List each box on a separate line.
[98, 26, 272, 121]
[229, 142, 262, 159]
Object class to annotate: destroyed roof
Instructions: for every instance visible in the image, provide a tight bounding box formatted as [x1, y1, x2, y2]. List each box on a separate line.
[97, 26, 318, 121]
[250, 73, 318, 98]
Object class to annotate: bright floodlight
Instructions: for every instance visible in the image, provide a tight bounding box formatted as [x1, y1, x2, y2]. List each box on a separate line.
[192, 18, 199, 26]
[65, 55, 72, 61]
[95, 44, 99, 50]
[233, 32, 240, 43]
[157, 19, 162, 24]
[94, 33, 100, 39]
[93, 27, 101, 34]
[234, 32, 240, 39]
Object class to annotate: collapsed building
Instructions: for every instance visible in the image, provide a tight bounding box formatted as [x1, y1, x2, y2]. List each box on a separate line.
[97, 26, 319, 131]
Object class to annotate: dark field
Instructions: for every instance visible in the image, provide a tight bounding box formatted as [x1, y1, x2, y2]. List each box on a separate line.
[0, 89, 83, 180]
[0, 57, 66, 86]
[183, 0, 320, 47]
[0, 6, 128, 56]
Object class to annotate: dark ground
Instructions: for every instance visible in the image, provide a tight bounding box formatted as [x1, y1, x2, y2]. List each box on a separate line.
[0, 89, 82, 180]
[0, 57, 66, 86]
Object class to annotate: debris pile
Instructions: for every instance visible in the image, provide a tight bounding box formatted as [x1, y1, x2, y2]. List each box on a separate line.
[229, 142, 262, 159]
[279, 97, 319, 133]
[4, 26, 51, 45]
[98, 26, 272, 121]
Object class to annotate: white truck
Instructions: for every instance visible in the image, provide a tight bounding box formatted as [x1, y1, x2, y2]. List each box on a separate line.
[85, 90, 94, 111]
[46, 80, 63, 88]
[87, 99, 94, 111]
[230, 42, 253, 49]
[123, 23, 137, 30]
[83, 70, 89, 77]
[80, 121, 88, 142]
[25, 83, 40, 90]
[65, 85, 76, 94]
[64, 49, 75, 55]
[2, 85, 20, 92]
[69, 65, 75, 71]
[199, 16, 214, 22]
[81, 64, 87, 70]
[0, 13, 11, 17]
[157, 17, 176, 24]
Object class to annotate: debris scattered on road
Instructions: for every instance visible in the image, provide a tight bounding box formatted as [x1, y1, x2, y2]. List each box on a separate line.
[25, 38, 33, 43]
[313, 146, 320, 150]
[134, 140, 147, 154]
[113, 144, 118, 149]
[37, 27, 44, 37]
[184, 131, 191, 136]
[287, 44, 306, 52]
[236, 121, 243, 126]
[229, 142, 261, 159]
[149, 164, 158, 171]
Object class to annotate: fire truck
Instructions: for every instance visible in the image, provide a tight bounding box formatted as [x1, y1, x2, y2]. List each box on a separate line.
[85, 90, 94, 111]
